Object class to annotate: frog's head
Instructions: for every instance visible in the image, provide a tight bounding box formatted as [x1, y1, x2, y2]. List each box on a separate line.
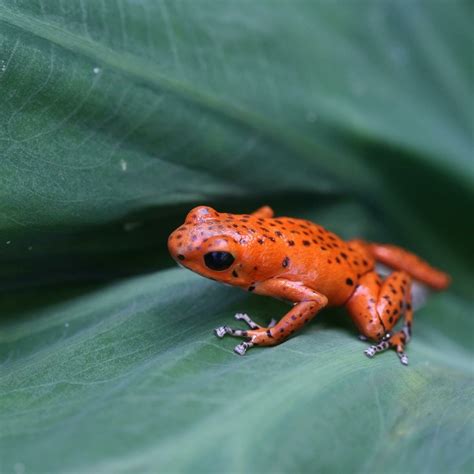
[168, 206, 249, 286]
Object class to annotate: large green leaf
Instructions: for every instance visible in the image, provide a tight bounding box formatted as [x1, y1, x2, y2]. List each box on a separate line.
[0, 1, 472, 473]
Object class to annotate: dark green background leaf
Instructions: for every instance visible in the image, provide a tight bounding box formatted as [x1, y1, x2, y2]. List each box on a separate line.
[0, 1, 472, 473]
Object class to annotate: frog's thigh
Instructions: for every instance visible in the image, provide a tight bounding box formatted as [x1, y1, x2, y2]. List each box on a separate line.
[346, 271, 412, 340]
[345, 271, 387, 340]
[376, 271, 412, 332]
[346, 271, 414, 365]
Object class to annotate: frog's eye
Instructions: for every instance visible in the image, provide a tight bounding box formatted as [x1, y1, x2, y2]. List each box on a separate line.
[204, 251, 235, 271]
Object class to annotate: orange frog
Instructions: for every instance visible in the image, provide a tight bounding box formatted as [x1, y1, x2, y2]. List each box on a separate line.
[168, 205, 450, 365]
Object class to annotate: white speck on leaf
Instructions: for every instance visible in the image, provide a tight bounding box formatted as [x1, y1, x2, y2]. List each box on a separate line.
[65, 323, 69, 328]
[93, 67, 101, 74]
[6, 240, 11, 245]
[120, 159, 127, 171]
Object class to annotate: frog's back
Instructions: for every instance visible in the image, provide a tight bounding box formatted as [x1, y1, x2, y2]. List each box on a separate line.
[243, 214, 374, 305]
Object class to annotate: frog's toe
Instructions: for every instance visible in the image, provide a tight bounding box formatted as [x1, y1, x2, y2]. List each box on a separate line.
[364, 346, 376, 358]
[364, 340, 390, 359]
[364, 341, 409, 366]
[397, 352, 409, 366]
[233, 341, 254, 356]
[234, 313, 261, 329]
[214, 326, 227, 338]
[214, 325, 248, 338]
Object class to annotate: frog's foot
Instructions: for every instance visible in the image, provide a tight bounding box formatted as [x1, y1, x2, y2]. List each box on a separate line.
[214, 321, 276, 355]
[233, 341, 254, 355]
[364, 330, 409, 366]
[397, 352, 409, 366]
[214, 313, 261, 339]
[388, 326, 410, 366]
[364, 340, 390, 358]
[232, 328, 275, 355]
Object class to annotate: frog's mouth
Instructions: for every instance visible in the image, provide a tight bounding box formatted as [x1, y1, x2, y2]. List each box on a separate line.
[170, 255, 198, 275]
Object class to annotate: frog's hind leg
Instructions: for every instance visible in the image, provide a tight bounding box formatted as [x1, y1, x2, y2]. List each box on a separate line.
[372, 271, 413, 365]
[348, 239, 450, 290]
[345, 270, 413, 365]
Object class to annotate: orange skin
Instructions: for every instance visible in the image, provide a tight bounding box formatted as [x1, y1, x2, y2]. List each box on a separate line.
[168, 205, 450, 365]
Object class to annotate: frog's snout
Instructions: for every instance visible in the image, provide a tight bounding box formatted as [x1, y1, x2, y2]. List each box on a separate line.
[168, 224, 204, 266]
[167, 229, 187, 263]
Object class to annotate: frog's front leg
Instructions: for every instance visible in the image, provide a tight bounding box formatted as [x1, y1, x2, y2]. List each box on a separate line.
[214, 279, 328, 355]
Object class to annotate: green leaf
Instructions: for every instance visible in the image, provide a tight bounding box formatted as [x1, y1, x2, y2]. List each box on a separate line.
[0, 1, 472, 473]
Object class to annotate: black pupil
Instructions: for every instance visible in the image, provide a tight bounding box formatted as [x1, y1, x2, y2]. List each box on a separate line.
[204, 251, 235, 271]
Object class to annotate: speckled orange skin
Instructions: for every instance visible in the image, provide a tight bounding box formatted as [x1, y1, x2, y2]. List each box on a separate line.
[168, 205, 451, 364]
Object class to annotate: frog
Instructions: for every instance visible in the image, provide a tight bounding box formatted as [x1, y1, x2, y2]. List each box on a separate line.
[167, 205, 450, 365]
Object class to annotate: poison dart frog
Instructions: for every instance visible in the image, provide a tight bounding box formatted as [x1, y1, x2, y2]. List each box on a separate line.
[168, 205, 450, 365]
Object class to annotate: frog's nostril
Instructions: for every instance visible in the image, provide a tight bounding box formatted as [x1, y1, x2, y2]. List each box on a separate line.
[177, 254, 185, 261]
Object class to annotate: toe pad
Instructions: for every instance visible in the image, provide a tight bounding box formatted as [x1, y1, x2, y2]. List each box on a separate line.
[214, 326, 227, 338]
[234, 343, 248, 355]
[364, 347, 376, 358]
